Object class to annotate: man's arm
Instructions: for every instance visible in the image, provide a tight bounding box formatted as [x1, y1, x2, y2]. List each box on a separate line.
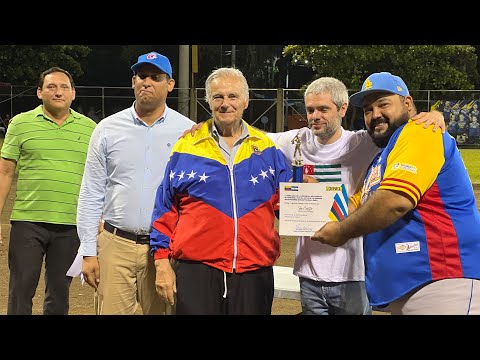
[150, 163, 180, 306]
[76, 127, 107, 289]
[311, 189, 414, 247]
[76, 126, 108, 257]
[0, 157, 17, 242]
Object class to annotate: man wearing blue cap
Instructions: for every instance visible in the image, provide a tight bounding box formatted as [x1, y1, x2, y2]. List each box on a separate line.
[312, 71, 480, 315]
[76, 51, 195, 315]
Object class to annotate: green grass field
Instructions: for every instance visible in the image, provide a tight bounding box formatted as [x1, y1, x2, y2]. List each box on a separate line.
[0, 138, 479, 183]
[460, 149, 480, 184]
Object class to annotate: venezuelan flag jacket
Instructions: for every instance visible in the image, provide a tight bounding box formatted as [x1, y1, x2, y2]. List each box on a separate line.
[150, 119, 293, 273]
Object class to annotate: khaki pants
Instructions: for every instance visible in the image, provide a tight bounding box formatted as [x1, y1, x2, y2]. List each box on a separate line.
[387, 278, 480, 315]
[94, 230, 169, 315]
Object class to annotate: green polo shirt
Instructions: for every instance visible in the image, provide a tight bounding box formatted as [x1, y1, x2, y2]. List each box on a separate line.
[1, 105, 97, 225]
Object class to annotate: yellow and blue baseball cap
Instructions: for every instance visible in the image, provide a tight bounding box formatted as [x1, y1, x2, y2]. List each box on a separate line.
[349, 72, 409, 107]
[131, 51, 173, 78]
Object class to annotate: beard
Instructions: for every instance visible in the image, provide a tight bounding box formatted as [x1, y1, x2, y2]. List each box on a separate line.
[367, 110, 410, 148]
[309, 115, 341, 142]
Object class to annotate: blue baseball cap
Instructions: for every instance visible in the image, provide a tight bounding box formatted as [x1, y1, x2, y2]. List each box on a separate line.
[131, 51, 173, 78]
[349, 72, 409, 107]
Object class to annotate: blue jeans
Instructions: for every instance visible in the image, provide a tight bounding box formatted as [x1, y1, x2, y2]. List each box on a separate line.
[299, 277, 372, 315]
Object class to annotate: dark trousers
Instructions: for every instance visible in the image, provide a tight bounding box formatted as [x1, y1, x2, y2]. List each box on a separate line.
[174, 260, 274, 315]
[8, 221, 79, 315]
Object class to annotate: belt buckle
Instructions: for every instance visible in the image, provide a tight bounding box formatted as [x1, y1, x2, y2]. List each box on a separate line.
[136, 234, 150, 244]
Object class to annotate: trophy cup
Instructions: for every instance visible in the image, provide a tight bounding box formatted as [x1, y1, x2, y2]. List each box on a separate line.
[291, 135, 304, 183]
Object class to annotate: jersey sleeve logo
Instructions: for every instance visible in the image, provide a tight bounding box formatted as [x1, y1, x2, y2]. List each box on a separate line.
[391, 162, 417, 174]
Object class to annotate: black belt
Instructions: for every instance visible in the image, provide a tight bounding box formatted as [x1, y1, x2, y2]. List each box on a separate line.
[104, 221, 150, 244]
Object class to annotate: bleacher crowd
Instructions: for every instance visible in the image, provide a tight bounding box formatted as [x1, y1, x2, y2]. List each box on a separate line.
[433, 100, 480, 145]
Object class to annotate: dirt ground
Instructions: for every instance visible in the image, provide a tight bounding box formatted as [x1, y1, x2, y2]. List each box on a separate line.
[0, 173, 301, 315]
[1, 173, 479, 315]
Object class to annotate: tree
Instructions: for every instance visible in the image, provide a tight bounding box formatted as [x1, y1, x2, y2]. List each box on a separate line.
[283, 45, 480, 129]
[0, 45, 91, 85]
[241, 45, 284, 88]
[283, 45, 479, 91]
[82, 45, 288, 89]
[196, 45, 285, 88]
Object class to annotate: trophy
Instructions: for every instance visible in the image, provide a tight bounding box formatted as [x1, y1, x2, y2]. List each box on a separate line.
[291, 134, 304, 183]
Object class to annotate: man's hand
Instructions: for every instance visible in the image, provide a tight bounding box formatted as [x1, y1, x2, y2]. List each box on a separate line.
[98, 219, 104, 234]
[82, 256, 100, 290]
[179, 121, 205, 139]
[302, 175, 318, 183]
[154, 258, 176, 306]
[311, 221, 349, 247]
[412, 111, 445, 133]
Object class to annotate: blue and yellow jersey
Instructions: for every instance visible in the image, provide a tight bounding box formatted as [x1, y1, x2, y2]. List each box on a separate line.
[150, 119, 293, 273]
[360, 120, 480, 307]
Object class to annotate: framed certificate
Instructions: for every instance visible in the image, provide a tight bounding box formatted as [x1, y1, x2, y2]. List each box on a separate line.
[279, 182, 348, 236]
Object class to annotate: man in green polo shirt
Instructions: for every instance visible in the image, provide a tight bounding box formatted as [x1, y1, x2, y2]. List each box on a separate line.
[0, 67, 96, 315]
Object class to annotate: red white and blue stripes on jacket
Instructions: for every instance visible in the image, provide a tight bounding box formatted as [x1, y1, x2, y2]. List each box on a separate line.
[150, 119, 293, 273]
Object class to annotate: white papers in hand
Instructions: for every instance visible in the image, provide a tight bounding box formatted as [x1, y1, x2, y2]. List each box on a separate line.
[66, 253, 85, 285]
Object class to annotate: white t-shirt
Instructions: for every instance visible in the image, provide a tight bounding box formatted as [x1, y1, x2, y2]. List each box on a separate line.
[267, 127, 379, 282]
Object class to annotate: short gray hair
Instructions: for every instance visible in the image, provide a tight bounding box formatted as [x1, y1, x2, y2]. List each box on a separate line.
[304, 77, 348, 110]
[205, 67, 249, 103]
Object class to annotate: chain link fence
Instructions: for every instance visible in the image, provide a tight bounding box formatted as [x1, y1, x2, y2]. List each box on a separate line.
[1, 85, 479, 146]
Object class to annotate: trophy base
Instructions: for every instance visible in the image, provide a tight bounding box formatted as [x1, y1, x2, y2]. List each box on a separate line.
[292, 165, 303, 183]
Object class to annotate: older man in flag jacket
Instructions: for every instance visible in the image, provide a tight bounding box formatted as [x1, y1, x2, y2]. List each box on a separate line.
[150, 67, 292, 315]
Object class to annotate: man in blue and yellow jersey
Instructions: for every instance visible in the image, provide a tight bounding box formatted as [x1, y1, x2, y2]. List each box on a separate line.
[0, 67, 96, 315]
[150, 67, 293, 315]
[311, 72, 480, 315]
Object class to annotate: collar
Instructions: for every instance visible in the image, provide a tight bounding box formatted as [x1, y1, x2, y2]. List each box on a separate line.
[130, 102, 167, 125]
[35, 105, 77, 124]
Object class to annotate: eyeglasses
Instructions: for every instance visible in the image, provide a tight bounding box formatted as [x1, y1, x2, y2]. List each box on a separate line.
[135, 72, 165, 82]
